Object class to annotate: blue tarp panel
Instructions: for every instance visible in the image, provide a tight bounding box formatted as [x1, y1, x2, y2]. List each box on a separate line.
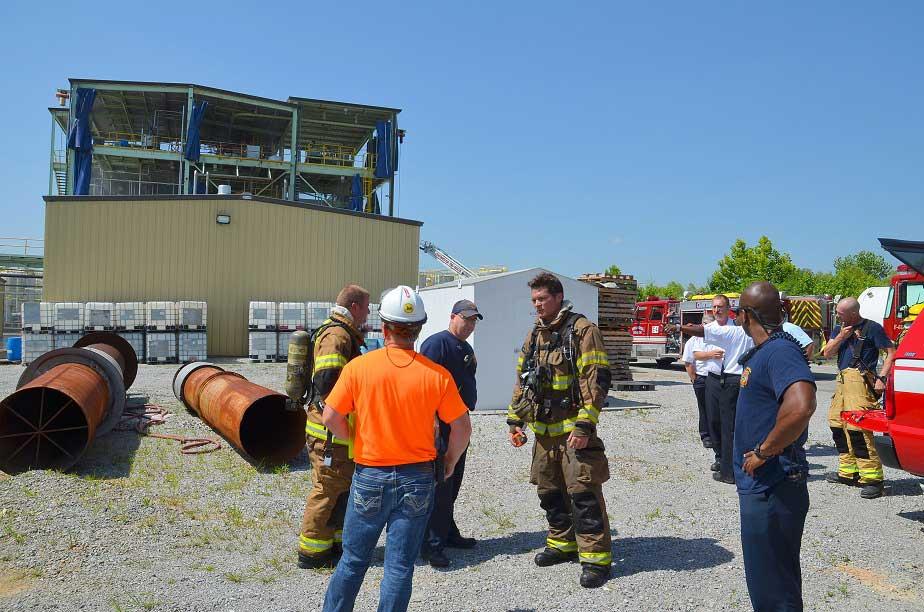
[184, 100, 208, 161]
[350, 174, 363, 211]
[67, 88, 96, 195]
[374, 120, 395, 178]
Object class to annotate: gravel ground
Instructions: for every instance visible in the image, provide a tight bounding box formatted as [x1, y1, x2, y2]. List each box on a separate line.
[1, 359, 923, 611]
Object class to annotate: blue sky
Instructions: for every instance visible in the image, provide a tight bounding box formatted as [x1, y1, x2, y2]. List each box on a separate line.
[2, 2, 922, 286]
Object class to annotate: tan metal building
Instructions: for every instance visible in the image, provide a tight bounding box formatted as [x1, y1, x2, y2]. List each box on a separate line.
[43, 195, 421, 355]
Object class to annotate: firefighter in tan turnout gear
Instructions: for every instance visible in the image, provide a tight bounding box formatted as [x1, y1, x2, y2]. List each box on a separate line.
[293, 284, 370, 568]
[507, 272, 613, 589]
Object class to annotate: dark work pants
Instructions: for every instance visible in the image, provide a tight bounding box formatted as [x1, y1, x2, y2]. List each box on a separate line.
[739, 478, 809, 612]
[706, 373, 740, 479]
[693, 375, 709, 442]
[425, 425, 467, 552]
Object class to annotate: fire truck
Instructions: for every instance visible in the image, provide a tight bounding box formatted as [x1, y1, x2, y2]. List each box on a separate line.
[857, 242, 924, 343]
[843, 238, 924, 477]
[631, 294, 740, 367]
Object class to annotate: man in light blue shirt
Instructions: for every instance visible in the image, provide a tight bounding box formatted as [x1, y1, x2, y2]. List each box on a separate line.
[782, 321, 814, 360]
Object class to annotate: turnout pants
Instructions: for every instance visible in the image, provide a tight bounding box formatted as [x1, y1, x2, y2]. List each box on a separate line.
[706, 373, 740, 479]
[299, 436, 355, 558]
[828, 368, 883, 484]
[693, 375, 709, 443]
[530, 432, 612, 566]
[739, 478, 810, 612]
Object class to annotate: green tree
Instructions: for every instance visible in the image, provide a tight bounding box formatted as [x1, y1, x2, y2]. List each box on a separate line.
[604, 264, 622, 276]
[833, 251, 892, 280]
[638, 281, 685, 300]
[708, 236, 798, 293]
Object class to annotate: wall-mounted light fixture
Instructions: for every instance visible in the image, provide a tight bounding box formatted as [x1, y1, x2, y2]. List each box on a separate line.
[216, 214, 231, 225]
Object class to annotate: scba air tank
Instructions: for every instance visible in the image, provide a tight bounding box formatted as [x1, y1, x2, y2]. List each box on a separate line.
[284, 330, 311, 405]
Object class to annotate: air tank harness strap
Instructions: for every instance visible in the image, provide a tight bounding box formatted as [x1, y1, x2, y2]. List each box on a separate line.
[116, 400, 222, 454]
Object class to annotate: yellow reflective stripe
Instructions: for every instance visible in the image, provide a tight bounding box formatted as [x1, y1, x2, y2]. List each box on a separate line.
[579, 551, 612, 565]
[547, 537, 577, 552]
[859, 468, 883, 480]
[551, 375, 573, 390]
[506, 405, 519, 420]
[516, 356, 525, 372]
[577, 350, 609, 369]
[577, 405, 600, 424]
[333, 530, 343, 543]
[313, 353, 347, 374]
[305, 420, 349, 446]
[528, 418, 576, 436]
[299, 535, 333, 552]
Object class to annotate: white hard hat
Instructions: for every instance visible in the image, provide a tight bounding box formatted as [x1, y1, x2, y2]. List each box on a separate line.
[379, 285, 427, 324]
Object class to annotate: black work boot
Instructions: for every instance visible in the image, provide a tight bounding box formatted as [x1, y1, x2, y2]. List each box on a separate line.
[825, 472, 859, 486]
[534, 547, 578, 567]
[712, 472, 735, 485]
[424, 548, 451, 568]
[332, 543, 343, 561]
[580, 563, 610, 588]
[297, 551, 335, 569]
[860, 481, 884, 499]
[710, 461, 721, 472]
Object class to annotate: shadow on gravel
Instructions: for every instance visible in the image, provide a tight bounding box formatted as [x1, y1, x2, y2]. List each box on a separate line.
[805, 443, 838, 457]
[612, 537, 733, 577]
[650, 380, 691, 387]
[886, 478, 924, 497]
[898, 510, 924, 526]
[69, 430, 143, 479]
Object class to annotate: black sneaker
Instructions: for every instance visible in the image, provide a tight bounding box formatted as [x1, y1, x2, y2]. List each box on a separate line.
[710, 461, 721, 472]
[534, 547, 578, 567]
[579, 563, 610, 588]
[297, 551, 335, 569]
[424, 548, 451, 568]
[860, 482, 884, 499]
[702, 439, 714, 449]
[446, 534, 477, 549]
[825, 472, 859, 486]
[712, 472, 735, 485]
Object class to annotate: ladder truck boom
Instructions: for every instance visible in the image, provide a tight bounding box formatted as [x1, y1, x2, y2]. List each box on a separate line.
[419, 241, 477, 278]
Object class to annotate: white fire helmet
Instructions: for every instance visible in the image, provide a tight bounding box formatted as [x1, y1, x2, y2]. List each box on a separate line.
[379, 285, 427, 325]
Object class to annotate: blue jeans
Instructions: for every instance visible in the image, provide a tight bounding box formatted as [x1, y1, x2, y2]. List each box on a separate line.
[323, 463, 435, 612]
[739, 478, 809, 612]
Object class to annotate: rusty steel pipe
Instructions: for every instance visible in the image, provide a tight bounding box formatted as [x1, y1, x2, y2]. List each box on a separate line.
[0, 332, 137, 473]
[173, 362, 306, 464]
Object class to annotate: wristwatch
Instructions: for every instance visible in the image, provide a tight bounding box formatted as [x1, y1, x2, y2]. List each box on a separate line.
[752, 444, 772, 461]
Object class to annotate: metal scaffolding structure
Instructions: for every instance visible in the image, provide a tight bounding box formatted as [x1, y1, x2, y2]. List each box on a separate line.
[49, 79, 402, 215]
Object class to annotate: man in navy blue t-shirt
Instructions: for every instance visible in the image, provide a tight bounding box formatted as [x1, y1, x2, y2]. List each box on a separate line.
[419, 299, 481, 567]
[733, 282, 817, 612]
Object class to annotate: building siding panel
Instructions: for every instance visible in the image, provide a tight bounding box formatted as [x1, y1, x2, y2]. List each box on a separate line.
[44, 198, 420, 356]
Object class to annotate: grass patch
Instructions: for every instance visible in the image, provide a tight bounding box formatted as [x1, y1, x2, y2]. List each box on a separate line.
[480, 503, 516, 533]
[109, 592, 160, 611]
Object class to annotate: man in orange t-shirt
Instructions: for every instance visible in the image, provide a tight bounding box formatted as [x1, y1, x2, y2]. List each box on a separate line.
[321, 286, 472, 612]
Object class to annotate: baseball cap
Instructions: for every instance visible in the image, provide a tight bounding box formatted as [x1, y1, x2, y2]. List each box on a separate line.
[452, 299, 483, 320]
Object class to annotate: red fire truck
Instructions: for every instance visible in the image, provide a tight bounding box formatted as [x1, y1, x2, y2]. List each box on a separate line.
[843, 238, 924, 477]
[631, 294, 740, 367]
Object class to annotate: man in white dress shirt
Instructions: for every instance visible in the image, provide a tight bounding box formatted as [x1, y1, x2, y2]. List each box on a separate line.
[675, 295, 754, 484]
[681, 314, 718, 449]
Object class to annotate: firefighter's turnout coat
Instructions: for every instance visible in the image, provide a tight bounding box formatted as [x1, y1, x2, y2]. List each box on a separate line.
[506, 303, 614, 567]
[299, 310, 364, 559]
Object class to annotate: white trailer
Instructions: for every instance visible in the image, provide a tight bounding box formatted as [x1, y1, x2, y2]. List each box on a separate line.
[417, 268, 598, 412]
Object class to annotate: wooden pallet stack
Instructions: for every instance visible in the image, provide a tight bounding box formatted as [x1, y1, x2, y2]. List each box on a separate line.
[578, 273, 637, 382]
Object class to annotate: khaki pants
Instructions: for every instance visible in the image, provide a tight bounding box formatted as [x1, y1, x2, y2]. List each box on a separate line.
[828, 368, 883, 484]
[299, 436, 354, 557]
[530, 433, 612, 566]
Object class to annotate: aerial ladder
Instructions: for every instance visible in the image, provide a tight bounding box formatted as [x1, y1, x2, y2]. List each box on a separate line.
[419, 241, 477, 278]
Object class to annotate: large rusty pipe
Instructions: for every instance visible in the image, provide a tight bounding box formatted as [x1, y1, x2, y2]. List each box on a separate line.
[173, 362, 306, 464]
[0, 332, 137, 473]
